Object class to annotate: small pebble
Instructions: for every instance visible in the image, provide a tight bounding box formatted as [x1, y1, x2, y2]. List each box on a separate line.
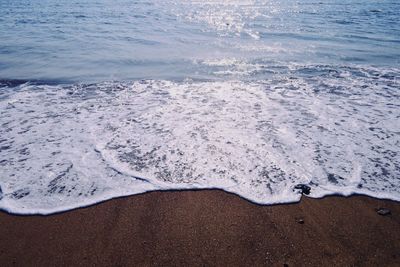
[296, 218, 304, 224]
[294, 184, 311, 195]
[377, 208, 391, 216]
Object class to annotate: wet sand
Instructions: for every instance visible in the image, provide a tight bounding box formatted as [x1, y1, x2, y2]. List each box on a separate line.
[0, 190, 399, 266]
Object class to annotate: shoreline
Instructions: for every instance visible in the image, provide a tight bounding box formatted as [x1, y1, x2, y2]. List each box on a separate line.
[1, 189, 399, 266]
[3, 188, 400, 216]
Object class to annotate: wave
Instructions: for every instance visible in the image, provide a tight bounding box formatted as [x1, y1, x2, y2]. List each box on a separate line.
[0, 64, 399, 214]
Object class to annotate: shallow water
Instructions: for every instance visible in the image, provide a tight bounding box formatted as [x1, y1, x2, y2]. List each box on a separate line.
[0, 0, 399, 214]
[1, 0, 399, 81]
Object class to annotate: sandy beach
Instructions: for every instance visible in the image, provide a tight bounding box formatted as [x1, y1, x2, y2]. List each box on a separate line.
[0, 190, 399, 266]
[1, 0, 399, 266]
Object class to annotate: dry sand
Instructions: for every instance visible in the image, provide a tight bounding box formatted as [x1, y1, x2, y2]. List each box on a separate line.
[0, 190, 399, 266]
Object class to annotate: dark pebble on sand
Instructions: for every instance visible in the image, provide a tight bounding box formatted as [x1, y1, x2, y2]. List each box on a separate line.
[377, 208, 391, 216]
[296, 218, 304, 224]
[294, 184, 311, 195]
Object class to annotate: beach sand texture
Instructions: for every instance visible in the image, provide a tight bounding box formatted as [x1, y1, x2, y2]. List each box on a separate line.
[1, 190, 399, 266]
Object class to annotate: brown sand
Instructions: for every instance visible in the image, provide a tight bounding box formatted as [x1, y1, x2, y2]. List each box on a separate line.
[0, 190, 399, 266]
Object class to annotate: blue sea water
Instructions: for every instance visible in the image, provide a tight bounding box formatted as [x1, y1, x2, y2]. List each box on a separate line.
[0, 0, 399, 214]
[1, 0, 399, 81]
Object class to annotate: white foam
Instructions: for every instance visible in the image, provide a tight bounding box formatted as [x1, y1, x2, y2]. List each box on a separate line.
[0, 64, 399, 214]
[200, 58, 264, 76]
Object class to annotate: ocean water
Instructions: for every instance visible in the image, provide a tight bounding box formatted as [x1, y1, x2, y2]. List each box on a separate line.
[0, 0, 399, 214]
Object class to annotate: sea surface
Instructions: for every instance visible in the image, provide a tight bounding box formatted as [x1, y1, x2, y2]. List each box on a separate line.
[0, 0, 399, 214]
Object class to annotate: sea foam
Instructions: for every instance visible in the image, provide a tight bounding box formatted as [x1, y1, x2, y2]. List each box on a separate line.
[0, 64, 399, 214]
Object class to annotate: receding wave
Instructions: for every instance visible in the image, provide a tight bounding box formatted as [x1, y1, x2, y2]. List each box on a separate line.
[0, 64, 399, 214]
